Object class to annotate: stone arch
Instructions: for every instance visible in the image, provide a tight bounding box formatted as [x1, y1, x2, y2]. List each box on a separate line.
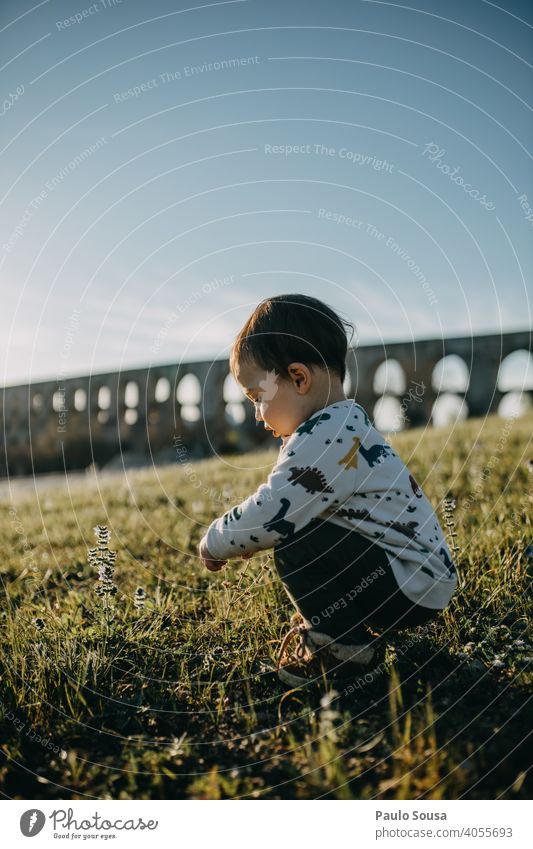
[52, 389, 65, 412]
[223, 372, 246, 424]
[154, 376, 171, 403]
[432, 393, 469, 427]
[373, 359, 407, 395]
[122, 381, 139, 426]
[97, 385, 111, 410]
[430, 355, 470, 426]
[373, 395, 404, 433]
[498, 392, 533, 418]
[96, 385, 111, 424]
[124, 409, 138, 425]
[124, 381, 139, 408]
[432, 354, 470, 393]
[74, 388, 87, 411]
[176, 373, 202, 423]
[497, 349, 533, 392]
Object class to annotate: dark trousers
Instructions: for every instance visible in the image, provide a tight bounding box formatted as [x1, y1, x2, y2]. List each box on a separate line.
[273, 518, 440, 644]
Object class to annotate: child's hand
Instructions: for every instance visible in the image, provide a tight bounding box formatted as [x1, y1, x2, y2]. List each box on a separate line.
[198, 537, 227, 572]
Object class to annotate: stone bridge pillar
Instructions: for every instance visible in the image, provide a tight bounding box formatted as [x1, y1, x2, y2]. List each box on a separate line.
[346, 347, 380, 422]
[199, 359, 227, 453]
[466, 359, 503, 417]
[401, 358, 438, 427]
[463, 334, 525, 417]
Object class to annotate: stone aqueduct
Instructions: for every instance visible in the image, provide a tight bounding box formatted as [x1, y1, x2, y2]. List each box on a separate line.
[1, 330, 531, 478]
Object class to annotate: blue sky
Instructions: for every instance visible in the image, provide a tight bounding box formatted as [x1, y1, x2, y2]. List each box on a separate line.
[1, 0, 532, 386]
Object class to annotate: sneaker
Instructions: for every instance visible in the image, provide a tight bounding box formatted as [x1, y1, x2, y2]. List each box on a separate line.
[276, 613, 387, 688]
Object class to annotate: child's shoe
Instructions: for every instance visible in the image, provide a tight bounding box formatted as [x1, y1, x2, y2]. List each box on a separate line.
[276, 613, 387, 688]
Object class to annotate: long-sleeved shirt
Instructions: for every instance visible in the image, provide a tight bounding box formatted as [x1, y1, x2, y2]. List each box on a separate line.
[204, 399, 457, 609]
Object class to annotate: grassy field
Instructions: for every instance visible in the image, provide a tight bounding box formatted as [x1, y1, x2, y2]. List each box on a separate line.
[1, 412, 532, 800]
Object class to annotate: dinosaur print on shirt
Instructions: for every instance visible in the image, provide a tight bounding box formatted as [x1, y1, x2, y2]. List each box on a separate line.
[359, 441, 393, 467]
[353, 404, 371, 427]
[223, 505, 242, 525]
[263, 498, 295, 539]
[287, 466, 334, 494]
[409, 474, 423, 497]
[439, 546, 456, 576]
[336, 506, 372, 521]
[338, 436, 360, 469]
[295, 412, 331, 436]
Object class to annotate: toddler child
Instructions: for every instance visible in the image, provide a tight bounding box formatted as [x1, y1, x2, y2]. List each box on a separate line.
[198, 294, 457, 688]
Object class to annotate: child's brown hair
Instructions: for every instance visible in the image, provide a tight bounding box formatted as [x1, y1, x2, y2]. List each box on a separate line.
[230, 294, 356, 383]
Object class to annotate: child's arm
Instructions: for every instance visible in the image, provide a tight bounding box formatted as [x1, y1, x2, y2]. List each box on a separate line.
[200, 409, 361, 562]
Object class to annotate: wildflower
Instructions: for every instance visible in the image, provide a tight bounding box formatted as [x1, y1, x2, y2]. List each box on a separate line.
[444, 492, 457, 511]
[133, 587, 146, 611]
[33, 617, 45, 631]
[88, 524, 117, 622]
[94, 523, 110, 545]
[492, 658, 505, 669]
[442, 493, 460, 562]
[464, 642, 476, 652]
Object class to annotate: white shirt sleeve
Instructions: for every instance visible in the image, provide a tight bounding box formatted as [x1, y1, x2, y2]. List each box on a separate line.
[203, 408, 359, 560]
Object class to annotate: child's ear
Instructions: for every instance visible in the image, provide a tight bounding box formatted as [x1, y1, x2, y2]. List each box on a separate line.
[288, 363, 311, 392]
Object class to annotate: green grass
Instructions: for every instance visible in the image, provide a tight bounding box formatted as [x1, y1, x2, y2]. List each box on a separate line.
[1, 412, 532, 799]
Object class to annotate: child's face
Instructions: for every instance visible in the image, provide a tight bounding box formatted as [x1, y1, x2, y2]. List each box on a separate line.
[236, 359, 311, 439]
